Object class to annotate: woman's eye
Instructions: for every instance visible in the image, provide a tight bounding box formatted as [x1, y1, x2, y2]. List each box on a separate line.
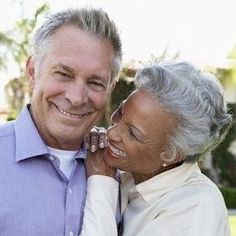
[129, 128, 139, 141]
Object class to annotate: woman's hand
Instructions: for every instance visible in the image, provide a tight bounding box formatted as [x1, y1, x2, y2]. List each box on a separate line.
[85, 126, 116, 178]
[85, 149, 116, 178]
[85, 126, 107, 152]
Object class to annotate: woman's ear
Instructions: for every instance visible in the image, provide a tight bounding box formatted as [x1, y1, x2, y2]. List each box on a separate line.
[160, 150, 184, 166]
[26, 56, 35, 92]
[160, 152, 168, 161]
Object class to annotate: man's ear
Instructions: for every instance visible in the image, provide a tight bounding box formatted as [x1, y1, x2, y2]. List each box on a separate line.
[26, 56, 35, 92]
[109, 80, 117, 95]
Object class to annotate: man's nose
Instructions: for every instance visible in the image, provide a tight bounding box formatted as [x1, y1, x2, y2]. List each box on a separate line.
[65, 81, 89, 107]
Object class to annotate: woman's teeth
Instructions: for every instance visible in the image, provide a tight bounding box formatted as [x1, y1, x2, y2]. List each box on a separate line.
[109, 144, 127, 157]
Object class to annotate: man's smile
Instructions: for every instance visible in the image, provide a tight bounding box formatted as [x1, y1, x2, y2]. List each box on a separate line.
[53, 103, 90, 120]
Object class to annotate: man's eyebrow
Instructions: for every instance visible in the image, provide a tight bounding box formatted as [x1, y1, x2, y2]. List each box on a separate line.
[89, 73, 113, 88]
[53, 63, 74, 74]
[89, 74, 107, 82]
[53, 63, 110, 81]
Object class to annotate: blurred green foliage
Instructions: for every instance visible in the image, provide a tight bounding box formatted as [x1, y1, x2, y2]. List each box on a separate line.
[220, 187, 236, 208]
[0, 3, 49, 115]
[212, 103, 236, 187]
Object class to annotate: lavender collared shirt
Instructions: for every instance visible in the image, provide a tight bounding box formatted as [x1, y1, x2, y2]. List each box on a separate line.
[0, 105, 87, 236]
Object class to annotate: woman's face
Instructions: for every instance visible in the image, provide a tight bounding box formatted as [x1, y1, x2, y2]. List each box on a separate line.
[105, 89, 178, 183]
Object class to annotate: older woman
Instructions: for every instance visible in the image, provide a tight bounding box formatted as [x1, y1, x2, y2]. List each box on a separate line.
[85, 61, 232, 236]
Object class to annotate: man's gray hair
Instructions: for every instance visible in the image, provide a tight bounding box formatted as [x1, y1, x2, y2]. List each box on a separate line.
[32, 7, 122, 79]
[135, 61, 232, 162]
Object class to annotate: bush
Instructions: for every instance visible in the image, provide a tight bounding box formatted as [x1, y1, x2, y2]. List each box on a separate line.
[220, 187, 236, 208]
[99, 77, 135, 127]
[212, 103, 236, 187]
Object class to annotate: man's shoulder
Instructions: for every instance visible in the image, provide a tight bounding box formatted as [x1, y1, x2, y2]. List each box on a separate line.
[0, 120, 15, 137]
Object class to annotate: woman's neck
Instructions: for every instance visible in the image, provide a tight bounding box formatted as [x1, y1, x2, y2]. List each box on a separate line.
[132, 161, 184, 184]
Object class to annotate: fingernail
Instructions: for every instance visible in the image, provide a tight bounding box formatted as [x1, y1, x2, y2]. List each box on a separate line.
[91, 145, 96, 153]
[99, 142, 105, 149]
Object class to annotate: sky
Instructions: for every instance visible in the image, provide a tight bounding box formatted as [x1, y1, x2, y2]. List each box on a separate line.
[0, 0, 236, 108]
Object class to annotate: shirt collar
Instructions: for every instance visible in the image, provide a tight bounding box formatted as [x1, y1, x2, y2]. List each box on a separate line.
[14, 105, 87, 162]
[14, 105, 49, 162]
[120, 162, 201, 204]
[76, 140, 87, 160]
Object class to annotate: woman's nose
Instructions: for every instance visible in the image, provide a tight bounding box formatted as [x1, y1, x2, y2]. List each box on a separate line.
[107, 125, 122, 143]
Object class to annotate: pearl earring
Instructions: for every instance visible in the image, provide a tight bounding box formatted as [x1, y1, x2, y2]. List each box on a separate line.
[163, 163, 167, 167]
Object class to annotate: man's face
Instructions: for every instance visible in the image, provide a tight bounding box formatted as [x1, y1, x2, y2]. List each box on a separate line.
[26, 25, 115, 150]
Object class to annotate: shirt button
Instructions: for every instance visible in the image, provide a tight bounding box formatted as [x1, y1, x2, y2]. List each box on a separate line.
[69, 231, 74, 236]
[49, 156, 55, 161]
[68, 188, 73, 195]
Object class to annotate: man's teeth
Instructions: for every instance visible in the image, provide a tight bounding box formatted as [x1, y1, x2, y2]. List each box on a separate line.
[58, 108, 83, 118]
[109, 144, 127, 157]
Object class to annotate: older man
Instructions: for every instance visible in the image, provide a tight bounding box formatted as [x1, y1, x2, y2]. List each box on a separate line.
[0, 7, 122, 236]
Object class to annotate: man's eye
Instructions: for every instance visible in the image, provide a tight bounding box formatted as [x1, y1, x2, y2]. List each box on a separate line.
[55, 71, 71, 79]
[89, 81, 105, 91]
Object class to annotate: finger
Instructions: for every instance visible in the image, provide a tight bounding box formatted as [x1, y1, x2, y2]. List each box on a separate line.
[98, 127, 107, 149]
[90, 127, 99, 153]
[84, 134, 90, 150]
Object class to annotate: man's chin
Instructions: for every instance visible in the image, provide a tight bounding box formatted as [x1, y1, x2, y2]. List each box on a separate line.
[47, 128, 83, 149]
